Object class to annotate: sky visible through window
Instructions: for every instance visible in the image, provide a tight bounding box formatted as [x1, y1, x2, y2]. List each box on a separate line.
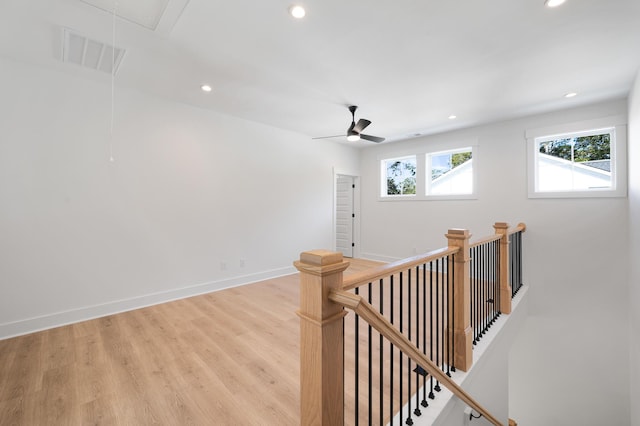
[430, 150, 472, 180]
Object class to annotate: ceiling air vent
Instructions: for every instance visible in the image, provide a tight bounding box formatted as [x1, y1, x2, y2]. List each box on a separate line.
[61, 28, 125, 75]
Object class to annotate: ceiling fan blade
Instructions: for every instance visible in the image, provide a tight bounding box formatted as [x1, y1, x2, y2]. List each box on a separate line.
[311, 134, 346, 140]
[353, 119, 371, 133]
[360, 134, 385, 143]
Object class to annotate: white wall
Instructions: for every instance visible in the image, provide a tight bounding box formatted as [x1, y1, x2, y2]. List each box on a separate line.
[359, 99, 630, 425]
[0, 57, 360, 338]
[628, 69, 640, 426]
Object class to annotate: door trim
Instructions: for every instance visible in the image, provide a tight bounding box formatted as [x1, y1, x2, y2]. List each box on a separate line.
[333, 169, 360, 258]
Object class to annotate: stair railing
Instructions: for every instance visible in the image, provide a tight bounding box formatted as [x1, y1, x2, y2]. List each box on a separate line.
[294, 221, 525, 426]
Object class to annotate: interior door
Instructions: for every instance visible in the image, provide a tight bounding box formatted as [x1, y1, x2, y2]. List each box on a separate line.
[336, 175, 354, 257]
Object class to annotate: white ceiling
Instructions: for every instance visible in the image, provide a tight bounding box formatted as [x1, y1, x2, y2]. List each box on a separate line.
[1, 0, 639, 144]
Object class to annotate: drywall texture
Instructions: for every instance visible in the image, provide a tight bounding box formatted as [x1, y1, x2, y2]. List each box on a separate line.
[359, 99, 631, 425]
[0, 57, 360, 338]
[629, 69, 640, 426]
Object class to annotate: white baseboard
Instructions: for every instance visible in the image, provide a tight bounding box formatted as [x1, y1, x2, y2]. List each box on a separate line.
[0, 266, 297, 340]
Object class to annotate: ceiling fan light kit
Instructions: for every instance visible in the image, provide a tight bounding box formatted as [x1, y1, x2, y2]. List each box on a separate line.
[313, 105, 385, 143]
[544, 0, 566, 7]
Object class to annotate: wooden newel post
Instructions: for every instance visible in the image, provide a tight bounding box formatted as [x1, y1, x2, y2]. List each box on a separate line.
[493, 222, 512, 315]
[294, 250, 350, 426]
[446, 229, 473, 372]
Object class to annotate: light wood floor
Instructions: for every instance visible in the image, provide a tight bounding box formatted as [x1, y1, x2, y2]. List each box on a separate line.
[0, 258, 383, 426]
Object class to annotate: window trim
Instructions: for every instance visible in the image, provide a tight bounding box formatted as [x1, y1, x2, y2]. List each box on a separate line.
[526, 116, 627, 199]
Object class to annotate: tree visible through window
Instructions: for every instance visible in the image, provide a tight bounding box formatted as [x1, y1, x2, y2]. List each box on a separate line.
[535, 129, 613, 192]
[384, 156, 416, 196]
[539, 134, 610, 164]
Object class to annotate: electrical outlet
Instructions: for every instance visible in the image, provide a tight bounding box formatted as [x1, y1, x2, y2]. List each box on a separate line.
[220, 261, 227, 271]
[239, 259, 245, 268]
[463, 406, 472, 425]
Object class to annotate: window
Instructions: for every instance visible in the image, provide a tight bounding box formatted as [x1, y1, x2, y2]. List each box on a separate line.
[537, 129, 612, 191]
[381, 156, 416, 197]
[527, 117, 627, 198]
[426, 147, 474, 197]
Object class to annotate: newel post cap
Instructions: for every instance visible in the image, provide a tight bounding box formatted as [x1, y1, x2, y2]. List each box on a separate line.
[493, 222, 509, 231]
[445, 228, 471, 241]
[294, 250, 350, 276]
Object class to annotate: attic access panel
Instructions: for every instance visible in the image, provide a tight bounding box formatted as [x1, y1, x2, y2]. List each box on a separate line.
[80, 0, 170, 30]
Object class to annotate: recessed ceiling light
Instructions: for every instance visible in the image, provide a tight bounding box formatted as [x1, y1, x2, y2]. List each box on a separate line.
[545, 0, 566, 8]
[448, 115, 457, 120]
[201, 84, 212, 92]
[564, 92, 577, 98]
[289, 5, 306, 18]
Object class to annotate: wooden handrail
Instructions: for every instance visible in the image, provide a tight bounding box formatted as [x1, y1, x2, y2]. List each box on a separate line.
[342, 247, 459, 291]
[330, 289, 504, 426]
[507, 222, 526, 235]
[469, 233, 502, 248]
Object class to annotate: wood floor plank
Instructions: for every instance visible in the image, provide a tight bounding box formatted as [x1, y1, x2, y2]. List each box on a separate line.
[80, 397, 118, 426]
[0, 333, 43, 403]
[40, 364, 78, 425]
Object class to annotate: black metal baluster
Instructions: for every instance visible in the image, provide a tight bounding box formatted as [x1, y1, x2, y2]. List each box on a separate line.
[355, 286, 360, 425]
[509, 234, 514, 297]
[379, 279, 384, 426]
[492, 241, 497, 323]
[487, 242, 491, 327]
[518, 232, 523, 293]
[406, 269, 413, 425]
[390, 275, 395, 425]
[483, 243, 487, 336]
[513, 233, 520, 293]
[490, 241, 495, 322]
[513, 233, 516, 293]
[438, 259, 447, 373]
[413, 266, 421, 416]
[471, 246, 477, 344]
[489, 242, 493, 325]
[428, 262, 435, 400]
[482, 244, 487, 336]
[487, 243, 491, 329]
[434, 259, 441, 392]
[469, 247, 478, 345]
[495, 240, 500, 321]
[450, 254, 456, 372]
[478, 246, 482, 340]
[489, 243, 494, 326]
[518, 232, 522, 292]
[479, 245, 487, 338]
[492, 241, 497, 316]
[421, 263, 428, 408]
[445, 256, 451, 377]
[497, 240, 501, 315]
[368, 282, 373, 425]
[399, 272, 404, 425]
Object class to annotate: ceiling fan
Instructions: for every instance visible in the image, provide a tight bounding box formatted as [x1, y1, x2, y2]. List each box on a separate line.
[313, 105, 385, 143]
